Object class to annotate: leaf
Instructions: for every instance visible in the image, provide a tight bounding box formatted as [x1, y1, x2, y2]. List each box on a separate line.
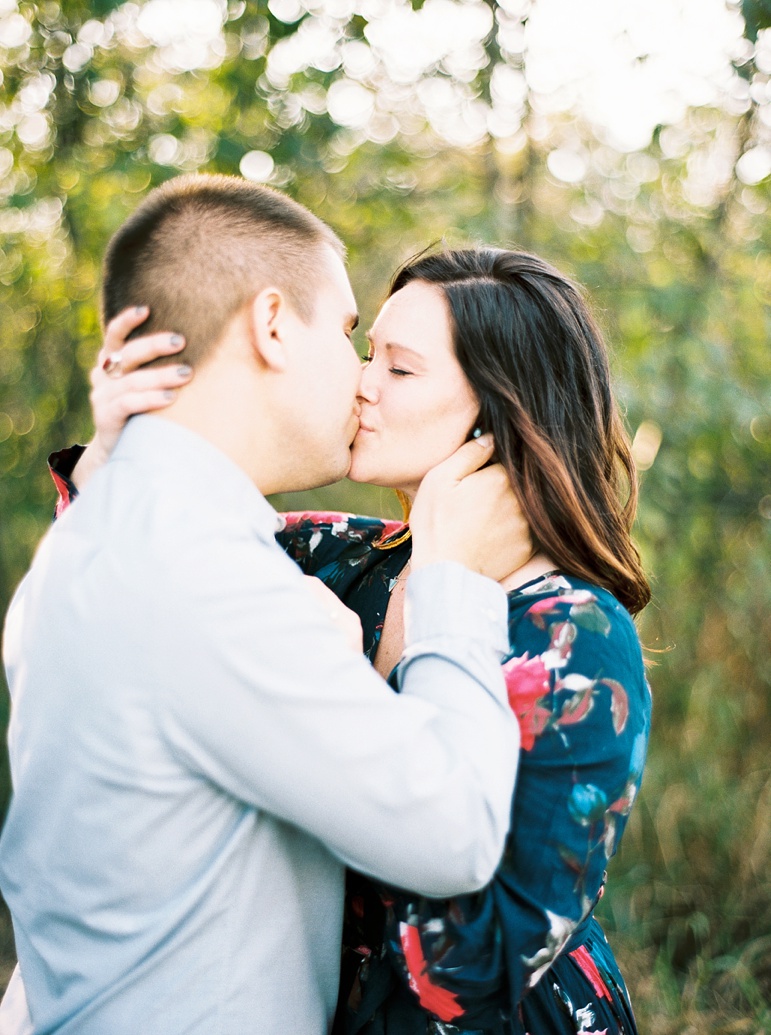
[742, 0, 771, 42]
[603, 679, 629, 735]
[603, 813, 618, 860]
[558, 686, 595, 726]
[569, 603, 612, 636]
[558, 845, 584, 874]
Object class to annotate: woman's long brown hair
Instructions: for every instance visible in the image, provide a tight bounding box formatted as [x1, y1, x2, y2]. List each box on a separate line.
[390, 248, 651, 615]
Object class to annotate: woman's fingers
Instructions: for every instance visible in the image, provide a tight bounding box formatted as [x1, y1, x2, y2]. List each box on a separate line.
[109, 332, 185, 376]
[96, 363, 192, 396]
[91, 364, 193, 421]
[92, 332, 186, 386]
[96, 387, 184, 420]
[73, 310, 190, 492]
[94, 305, 186, 383]
[96, 306, 149, 365]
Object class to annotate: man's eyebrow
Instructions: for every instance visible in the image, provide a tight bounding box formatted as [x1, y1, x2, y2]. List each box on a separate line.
[348, 313, 359, 331]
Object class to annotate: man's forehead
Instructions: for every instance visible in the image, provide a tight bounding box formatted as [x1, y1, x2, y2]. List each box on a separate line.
[319, 244, 357, 309]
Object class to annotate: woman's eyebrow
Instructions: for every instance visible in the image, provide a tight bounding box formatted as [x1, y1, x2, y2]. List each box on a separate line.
[364, 331, 425, 363]
[385, 343, 425, 364]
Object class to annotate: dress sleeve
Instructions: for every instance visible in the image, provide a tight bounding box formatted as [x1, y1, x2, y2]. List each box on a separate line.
[375, 584, 651, 1027]
[48, 445, 86, 517]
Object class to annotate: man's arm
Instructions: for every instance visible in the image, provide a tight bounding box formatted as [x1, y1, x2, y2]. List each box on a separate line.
[155, 436, 527, 895]
[156, 538, 518, 897]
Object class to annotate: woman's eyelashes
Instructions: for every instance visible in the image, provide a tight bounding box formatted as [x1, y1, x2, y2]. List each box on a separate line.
[362, 351, 413, 377]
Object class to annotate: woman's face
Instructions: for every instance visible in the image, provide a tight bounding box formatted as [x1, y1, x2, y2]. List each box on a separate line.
[348, 280, 479, 498]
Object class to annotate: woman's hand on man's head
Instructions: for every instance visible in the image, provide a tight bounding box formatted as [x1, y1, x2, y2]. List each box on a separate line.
[71, 307, 193, 491]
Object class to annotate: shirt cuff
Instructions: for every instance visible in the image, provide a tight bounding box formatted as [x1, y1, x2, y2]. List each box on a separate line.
[404, 562, 509, 657]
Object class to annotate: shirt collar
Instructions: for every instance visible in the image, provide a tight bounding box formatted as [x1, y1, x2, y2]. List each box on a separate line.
[111, 415, 282, 542]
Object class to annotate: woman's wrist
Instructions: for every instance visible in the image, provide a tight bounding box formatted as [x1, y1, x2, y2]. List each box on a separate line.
[70, 438, 110, 492]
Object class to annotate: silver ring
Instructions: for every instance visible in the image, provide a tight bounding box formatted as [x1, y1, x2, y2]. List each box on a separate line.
[102, 351, 123, 378]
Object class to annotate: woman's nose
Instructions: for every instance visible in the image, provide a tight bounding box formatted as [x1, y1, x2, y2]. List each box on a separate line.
[356, 362, 379, 403]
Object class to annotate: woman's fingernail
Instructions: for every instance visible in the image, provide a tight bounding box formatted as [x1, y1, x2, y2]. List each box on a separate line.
[476, 433, 493, 447]
[163, 389, 177, 401]
[169, 333, 185, 348]
[176, 364, 192, 378]
[135, 305, 149, 315]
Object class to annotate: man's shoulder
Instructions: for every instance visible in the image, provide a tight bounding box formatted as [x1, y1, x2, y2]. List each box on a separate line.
[43, 456, 294, 600]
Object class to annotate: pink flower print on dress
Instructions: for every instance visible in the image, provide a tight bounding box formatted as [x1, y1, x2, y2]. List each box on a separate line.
[526, 592, 595, 629]
[502, 653, 552, 751]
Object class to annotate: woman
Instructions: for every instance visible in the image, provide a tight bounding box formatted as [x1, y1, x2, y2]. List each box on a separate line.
[51, 247, 651, 1035]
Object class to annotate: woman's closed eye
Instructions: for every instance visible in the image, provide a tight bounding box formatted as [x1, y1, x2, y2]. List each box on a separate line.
[361, 352, 413, 377]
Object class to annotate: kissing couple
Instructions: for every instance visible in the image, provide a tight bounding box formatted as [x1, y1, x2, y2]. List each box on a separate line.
[0, 173, 651, 1035]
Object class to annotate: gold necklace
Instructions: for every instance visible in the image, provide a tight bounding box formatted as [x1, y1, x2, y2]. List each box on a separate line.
[374, 526, 412, 550]
[373, 489, 412, 550]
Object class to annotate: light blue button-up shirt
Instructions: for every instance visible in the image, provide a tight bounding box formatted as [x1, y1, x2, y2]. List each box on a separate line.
[0, 416, 518, 1035]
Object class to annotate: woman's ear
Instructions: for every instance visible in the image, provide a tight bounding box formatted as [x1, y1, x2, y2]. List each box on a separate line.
[247, 287, 289, 373]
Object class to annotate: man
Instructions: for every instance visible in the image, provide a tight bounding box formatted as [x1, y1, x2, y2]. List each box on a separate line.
[0, 174, 524, 1034]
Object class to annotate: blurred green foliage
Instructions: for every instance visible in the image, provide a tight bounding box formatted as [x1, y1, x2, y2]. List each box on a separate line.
[1, 1, 770, 1029]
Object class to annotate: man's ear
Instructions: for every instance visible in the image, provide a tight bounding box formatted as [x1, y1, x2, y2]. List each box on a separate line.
[247, 287, 290, 373]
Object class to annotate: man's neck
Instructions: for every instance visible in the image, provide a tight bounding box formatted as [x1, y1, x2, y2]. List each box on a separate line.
[152, 362, 281, 495]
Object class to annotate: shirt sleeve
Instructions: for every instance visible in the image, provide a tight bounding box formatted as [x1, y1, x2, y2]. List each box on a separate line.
[373, 587, 651, 1025]
[151, 529, 521, 898]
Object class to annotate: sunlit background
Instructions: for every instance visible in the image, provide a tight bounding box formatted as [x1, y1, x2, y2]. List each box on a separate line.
[1, 1, 770, 1030]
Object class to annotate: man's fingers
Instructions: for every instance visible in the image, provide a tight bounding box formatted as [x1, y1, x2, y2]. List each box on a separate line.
[425, 434, 495, 486]
[302, 575, 335, 608]
[461, 463, 525, 518]
[460, 462, 509, 495]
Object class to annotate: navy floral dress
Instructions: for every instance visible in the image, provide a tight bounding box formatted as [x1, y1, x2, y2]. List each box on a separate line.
[49, 451, 650, 1035]
[277, 512, 650, 1035]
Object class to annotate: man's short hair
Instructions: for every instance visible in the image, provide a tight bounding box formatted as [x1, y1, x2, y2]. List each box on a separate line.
[102, 173, 345, 367]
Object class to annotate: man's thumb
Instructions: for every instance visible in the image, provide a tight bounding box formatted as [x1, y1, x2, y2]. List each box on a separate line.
[430, 434, 495, 485]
